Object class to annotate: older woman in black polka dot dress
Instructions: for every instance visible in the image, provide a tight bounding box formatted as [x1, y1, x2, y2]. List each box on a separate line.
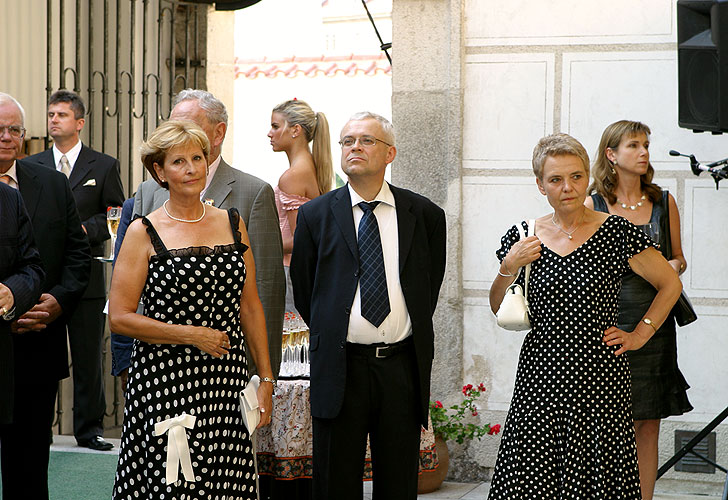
[109, 120, 274, 499]
[488, 134, 682, 499]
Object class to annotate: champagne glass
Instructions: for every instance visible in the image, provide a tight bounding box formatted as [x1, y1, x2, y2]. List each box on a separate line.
[106, 206, 122, 260]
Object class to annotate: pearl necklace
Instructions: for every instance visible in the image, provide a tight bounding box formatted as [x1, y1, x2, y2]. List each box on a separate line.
[616, 194, 646, 211]
[551, 213, 583, 240]
[163, 200, 206, 223]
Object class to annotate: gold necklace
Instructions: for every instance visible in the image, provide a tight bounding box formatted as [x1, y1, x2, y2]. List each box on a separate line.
[616, 194, 646, 211]
[163, 200, 206, 223]
[550, 212, 583, 240]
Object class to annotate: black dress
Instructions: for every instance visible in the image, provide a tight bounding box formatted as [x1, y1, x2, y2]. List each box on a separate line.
[113, 209, 258, 500]
[488, 216, 649, 499]
[591, 192, 692, 420]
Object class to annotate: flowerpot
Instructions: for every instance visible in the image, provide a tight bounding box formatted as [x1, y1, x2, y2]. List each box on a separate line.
[418, 435, 449, 494]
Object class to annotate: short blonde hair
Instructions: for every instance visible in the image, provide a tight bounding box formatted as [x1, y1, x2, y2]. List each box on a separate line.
[532, 133, 590, 180]
[140, 120, 210, 189]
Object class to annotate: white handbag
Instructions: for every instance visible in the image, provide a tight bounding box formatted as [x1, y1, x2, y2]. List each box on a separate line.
[496, 220, 534, 331]
[240, 374, 261, 432]
[239, 374, 261, 500]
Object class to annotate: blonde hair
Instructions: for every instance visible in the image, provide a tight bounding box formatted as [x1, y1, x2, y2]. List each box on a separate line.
[590, 120, 661, 205]
[140, 120, 210, 189]
[532, 133, 590, 180]
[273, 99, 333, 194]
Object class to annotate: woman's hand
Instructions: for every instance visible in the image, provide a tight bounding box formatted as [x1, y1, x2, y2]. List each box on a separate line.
[504, 235, 542, 272]
[603, 326, 651, 356]
[256, 382, 274, 428]
[190, 326, 231, 357]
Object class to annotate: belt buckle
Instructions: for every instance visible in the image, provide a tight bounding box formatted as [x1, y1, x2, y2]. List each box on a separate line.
[375, 346, 389, 359]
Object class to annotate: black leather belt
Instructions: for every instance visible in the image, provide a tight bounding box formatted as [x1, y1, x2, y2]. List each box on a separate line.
[346, 337, 413, 359]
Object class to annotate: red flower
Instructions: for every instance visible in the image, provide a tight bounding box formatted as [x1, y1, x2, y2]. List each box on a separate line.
[462, 384, 473, 395]
[433, 401, 443, 409]
[478, 383, 486, 392]
[471, 410, 478, 416]
[488, 424, 501, 435]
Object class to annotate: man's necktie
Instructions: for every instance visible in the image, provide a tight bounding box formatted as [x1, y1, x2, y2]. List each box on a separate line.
[357, 201, 390, 327]
[0, 174, 11, 186]
[60, 155, 71, 177]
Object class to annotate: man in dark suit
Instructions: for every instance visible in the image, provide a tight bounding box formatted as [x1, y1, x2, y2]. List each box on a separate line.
[0, 182, 45, 429]
[134, 89, 285, 377]
[0, 92, 91, 499]
[290, 112, 446, 499]
[26, 90, 124, 451]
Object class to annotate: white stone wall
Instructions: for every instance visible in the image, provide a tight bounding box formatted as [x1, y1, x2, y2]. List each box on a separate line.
[394, 0, 728, 488]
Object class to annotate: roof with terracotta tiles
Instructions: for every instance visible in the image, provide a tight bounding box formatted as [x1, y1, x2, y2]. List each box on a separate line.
[234, 54, 392, 79]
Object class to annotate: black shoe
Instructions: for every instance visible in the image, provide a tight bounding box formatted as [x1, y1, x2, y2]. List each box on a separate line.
[77, 436, 113, 451]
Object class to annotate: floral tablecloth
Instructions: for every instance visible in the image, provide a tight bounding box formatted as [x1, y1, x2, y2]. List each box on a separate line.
[256, 378, 439, 480]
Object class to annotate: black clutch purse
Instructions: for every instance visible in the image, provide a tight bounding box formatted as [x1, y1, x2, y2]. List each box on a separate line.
[673, 291, 697, 327]
[661, 190, 697, 328]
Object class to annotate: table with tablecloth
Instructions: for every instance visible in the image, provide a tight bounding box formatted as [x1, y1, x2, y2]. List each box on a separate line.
[256, 378, 439, 498]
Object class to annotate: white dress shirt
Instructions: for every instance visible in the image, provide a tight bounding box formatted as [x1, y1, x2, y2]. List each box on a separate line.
[346, 182, 412, 345]
[0, 162, 19, 189]
[52, 140, 83, 173]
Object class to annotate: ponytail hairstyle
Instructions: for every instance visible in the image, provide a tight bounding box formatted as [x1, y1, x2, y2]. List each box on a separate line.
[273, 99, 333, 194]
[590, 120, 661, 205]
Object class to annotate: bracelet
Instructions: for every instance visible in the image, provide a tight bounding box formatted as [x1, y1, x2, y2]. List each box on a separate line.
[261, 376, 277, 388]
[499, 260, 515, 278]
[642, 318, 658, 334]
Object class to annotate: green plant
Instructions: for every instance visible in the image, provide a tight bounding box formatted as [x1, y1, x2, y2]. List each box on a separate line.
[430, 383, 501, 444]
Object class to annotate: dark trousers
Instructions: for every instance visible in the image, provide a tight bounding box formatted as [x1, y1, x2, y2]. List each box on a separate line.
[67, 296, 107, 441]
[0, 378, 58, 500]
[312, 341, 421, 500]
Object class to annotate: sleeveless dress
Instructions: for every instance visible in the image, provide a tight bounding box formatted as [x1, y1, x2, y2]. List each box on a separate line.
[488, 216, 650, 500]
[591, 192, 692, 420]
[113, 208, 258, 500]
[274, 185, 310, 313]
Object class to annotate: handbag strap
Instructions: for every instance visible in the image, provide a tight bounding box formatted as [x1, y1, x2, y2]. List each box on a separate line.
[514, 220, 535, 308]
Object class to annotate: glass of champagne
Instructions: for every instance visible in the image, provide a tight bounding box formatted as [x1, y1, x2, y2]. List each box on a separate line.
[106, 206, 122, 261]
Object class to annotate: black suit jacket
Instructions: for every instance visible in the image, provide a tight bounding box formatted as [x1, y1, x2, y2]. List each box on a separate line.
[0, 183, 45, 423]
[27, 146, 124, 298]
[290, 183, 446, 425]
[16, 160, 91, 383]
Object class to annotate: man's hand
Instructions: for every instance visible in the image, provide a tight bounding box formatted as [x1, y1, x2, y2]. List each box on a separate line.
[0, 283, 15, 317]
[14, 293, 62, 333]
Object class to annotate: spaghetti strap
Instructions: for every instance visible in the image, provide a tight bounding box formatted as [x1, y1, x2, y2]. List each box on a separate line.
[139, 216, 168, 255]
[227, 208, 242, 244]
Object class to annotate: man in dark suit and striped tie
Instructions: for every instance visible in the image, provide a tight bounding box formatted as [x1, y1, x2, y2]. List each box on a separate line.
[290, 112, 447, 500]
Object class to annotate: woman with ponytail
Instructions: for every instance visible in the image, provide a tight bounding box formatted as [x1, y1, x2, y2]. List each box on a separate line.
[268, 99, 333, 313]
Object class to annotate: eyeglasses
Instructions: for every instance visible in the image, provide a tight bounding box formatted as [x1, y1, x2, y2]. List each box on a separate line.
[0, 126, 26, 139]
[338, 135, 392, 148]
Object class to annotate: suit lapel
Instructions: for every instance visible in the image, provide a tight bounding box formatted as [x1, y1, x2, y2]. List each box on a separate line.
[68, 145, 94, 189]
[331, 187, 358, 260]
[15, 161, 43, 220]
[203, 159, 234, 207]
[390, 184, 415, 275]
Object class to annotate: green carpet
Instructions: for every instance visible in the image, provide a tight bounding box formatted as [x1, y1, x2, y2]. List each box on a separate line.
[0, 450, 118, 499]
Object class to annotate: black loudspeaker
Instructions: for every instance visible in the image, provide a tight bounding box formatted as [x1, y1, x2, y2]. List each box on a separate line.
[677, 0, 728, 132]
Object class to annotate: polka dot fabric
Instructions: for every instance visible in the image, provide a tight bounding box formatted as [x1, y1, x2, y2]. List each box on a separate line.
[488, 216, 653, 500]
[113, 209, 258, 500]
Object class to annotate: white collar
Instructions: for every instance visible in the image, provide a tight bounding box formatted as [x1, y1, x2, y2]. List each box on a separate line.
[52, 139, 83, 169]
[347, 181, 395, 209]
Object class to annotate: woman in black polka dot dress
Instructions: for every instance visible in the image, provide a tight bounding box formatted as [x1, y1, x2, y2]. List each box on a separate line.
[488, 134, 682, 499]
[109, 121, 275, 499]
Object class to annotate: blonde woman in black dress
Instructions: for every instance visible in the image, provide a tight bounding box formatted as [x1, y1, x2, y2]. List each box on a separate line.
[488, 133, 682, 499]
[587, 120, 692, 500]
[109, 120, 274, 499]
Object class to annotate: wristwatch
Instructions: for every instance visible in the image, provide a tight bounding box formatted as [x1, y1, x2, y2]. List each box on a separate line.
[642, 318, 658, 334]
[261, 376, 277, 389]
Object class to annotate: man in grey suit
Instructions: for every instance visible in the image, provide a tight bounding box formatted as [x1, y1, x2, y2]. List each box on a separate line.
[134, 89, 285, 376]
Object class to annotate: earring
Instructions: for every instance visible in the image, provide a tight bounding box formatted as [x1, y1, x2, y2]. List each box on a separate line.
[610, 167, 616, 175]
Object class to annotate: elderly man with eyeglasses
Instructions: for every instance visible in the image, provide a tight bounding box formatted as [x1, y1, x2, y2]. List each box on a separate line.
[0, 92, 90, 500]
[290, 111, 447, 500]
